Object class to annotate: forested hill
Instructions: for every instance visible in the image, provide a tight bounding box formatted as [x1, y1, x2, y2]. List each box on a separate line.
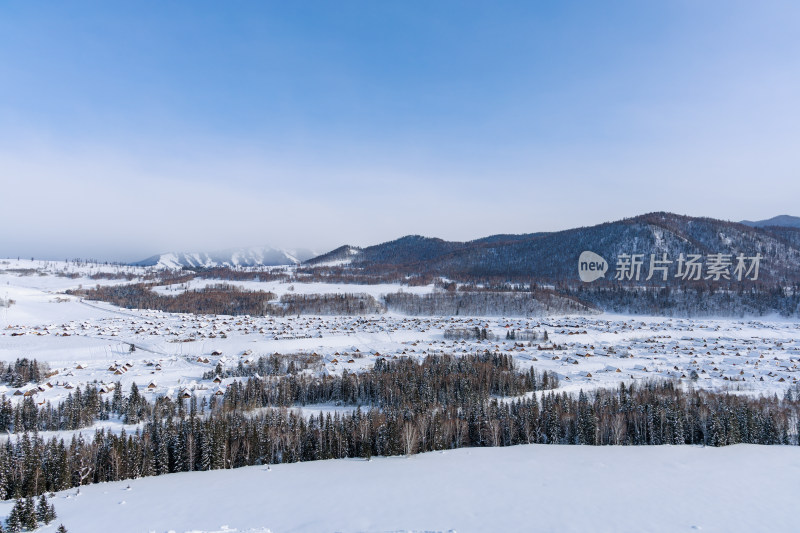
[309, 212, 800, 284]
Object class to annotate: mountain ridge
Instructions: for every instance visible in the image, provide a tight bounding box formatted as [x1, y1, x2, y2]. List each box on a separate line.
[740, 215, 800, 229]
[130, 212, 800, 282]
[304, 212, 800, 283]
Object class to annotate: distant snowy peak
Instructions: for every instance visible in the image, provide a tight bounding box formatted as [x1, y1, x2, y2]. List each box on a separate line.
[134, 247, 317, 269]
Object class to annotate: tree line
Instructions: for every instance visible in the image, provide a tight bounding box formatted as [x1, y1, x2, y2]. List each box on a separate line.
[0, 359, 51, 388]
[0, 375, 795, 501]
[0, 353, 798, 501]
[384, 290, 594, 316]
[0, 381, 147, 433]
[69, 283, 277, 316]
[268, 293, 385, 316]
[203, 353, 324, 380]
[563, 283, 800, 318]
[72, 282, 387, 317]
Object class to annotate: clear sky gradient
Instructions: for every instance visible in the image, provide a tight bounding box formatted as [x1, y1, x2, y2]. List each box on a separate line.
[1, 1, 799, 261]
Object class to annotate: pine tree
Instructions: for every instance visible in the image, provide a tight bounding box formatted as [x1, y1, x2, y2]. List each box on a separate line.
[6, 499, 22, 533]
[56, 525, 68, 533]
[126, 382, 141, 424]
[22, 497, 38, 531]
[0, 449, 7, 501]
[111, 382, 124, 414]
[36, 494, 48, 523]
[46, 503, 57, 524]
[199, 431, 212, 471]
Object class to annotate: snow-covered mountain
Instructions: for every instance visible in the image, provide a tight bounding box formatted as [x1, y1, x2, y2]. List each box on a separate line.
[312, 212, 800, 283]
[133, 247, 317, 269]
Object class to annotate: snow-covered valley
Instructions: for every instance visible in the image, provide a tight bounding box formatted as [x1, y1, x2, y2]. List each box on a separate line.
[2, 260, 799, 404]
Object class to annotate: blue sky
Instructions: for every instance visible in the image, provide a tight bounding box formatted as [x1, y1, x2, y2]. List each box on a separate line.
[1, 1, 799, 261]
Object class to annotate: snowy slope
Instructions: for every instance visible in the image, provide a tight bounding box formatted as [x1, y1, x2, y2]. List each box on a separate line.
[134, 247, 318, 269]
[304, 245, 362, 266]
[4, 444, 798, 533]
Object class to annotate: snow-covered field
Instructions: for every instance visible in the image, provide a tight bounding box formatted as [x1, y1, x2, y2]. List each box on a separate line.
[1, 443, 796, 533]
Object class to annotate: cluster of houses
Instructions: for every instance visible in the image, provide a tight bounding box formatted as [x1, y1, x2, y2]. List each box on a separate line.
[5, 300, 800, 404]
[11, 377, 85, 403]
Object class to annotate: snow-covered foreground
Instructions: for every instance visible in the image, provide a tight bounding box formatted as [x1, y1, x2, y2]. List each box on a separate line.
[2, 444, 795, 533]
